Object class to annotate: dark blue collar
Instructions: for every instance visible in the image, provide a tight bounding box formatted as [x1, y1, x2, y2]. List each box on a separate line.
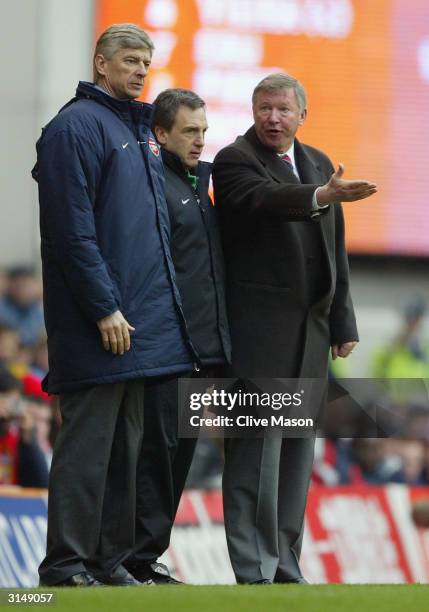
[73, 81, 154, 128]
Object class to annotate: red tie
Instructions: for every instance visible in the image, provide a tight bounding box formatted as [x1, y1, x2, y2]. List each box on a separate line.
[280, 153, 293, 169]
[280, 153, 300, 181]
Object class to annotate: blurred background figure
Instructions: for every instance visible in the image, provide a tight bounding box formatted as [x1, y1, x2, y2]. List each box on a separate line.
[0, 266, 45, 348]
[0, 325, 20, 366]
[371, 296, 429, 379]
[0, 365, 49, 487]
[29, 336, 49, 379]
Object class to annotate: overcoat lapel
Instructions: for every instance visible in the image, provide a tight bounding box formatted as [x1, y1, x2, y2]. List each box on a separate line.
[243, 127, 332, 282]
[294, 140, 325, 185]
[245, 127, 300, 185]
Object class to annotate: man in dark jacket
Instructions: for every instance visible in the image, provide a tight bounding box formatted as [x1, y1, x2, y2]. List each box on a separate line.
[212, 72, 377, 584]
[123, 89, 231, 584]
[34, 25, 195, 587]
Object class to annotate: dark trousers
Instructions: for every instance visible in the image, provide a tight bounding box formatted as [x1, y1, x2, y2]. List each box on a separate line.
[223, 436, 315, 583]
[126, 368, 221, 567]
[38, 379, 144, 585]
[125, 374, 197, 567]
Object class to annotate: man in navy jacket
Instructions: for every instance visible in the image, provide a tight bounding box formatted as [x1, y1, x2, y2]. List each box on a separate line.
[34, 24, 194, 587]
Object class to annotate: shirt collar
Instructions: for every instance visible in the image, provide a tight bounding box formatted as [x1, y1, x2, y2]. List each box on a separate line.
[277, 142, 299, 178]
[278, 142, 295, 163]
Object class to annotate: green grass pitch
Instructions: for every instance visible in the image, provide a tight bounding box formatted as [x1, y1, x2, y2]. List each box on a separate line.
[5, 584, 429, 612]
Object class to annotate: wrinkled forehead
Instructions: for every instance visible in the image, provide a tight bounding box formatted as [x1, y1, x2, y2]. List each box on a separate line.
[111, 46, 153, 60]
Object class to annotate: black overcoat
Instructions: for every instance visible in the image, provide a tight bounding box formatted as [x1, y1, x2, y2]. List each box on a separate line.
[212, 127, 358, 379]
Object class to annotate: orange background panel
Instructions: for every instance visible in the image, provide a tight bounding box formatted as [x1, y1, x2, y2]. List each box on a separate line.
[95, 0, 428, 256]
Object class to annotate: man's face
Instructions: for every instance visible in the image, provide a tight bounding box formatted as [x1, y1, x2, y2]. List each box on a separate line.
[0, 389, 21, 437]
[253, 88, 306, 152]
[8, 274, 41, 307]
[155, 105, 208, 169]
[95, 47, 152, 100]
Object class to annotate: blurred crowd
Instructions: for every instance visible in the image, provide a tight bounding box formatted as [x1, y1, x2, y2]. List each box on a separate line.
[1, 265, 429, 490]
[194, 295, 429, 489]
[313, 296, 429, 487]
[0, 266, 54, 488]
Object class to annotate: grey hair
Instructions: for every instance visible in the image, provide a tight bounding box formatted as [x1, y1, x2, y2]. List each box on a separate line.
[152, 88, 206, 132]
[252, 72, 307, 111]
[93, 23, 154, 81]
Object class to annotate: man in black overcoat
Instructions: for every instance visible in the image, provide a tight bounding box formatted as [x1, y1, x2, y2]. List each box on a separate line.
[212, 72, 377, 584]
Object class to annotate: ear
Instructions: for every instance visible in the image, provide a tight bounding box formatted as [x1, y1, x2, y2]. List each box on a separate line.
[94, 53, 108, 77]
[298, 109, 307, 126]
[154, 125, 168, 145]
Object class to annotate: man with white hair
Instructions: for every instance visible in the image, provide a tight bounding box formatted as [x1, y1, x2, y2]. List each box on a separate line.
[213, 72, 376, 584]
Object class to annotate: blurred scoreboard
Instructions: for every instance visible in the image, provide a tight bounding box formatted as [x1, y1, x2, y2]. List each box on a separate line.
[96, 0, 429, 257]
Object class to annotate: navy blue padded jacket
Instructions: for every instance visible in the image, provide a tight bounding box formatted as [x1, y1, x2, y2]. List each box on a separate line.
[33, 82, 195, 393]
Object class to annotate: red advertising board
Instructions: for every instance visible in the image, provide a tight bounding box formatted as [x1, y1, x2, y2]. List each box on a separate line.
[2, 484, 429, 585]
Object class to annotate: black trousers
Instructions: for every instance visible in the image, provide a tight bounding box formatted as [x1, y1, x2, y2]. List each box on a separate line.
[38, 379, 144, 585]
[126, 368, 218, 567]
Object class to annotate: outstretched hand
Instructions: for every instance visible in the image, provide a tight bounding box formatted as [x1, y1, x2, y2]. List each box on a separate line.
[317, 164, 377, 205]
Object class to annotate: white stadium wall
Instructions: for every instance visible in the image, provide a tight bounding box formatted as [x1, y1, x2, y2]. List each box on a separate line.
[0, 0, 94, 267]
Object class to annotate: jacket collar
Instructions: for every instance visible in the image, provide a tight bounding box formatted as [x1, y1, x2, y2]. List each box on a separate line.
[69, 81, 154, 128]
[161, 148, 212, 182]
[242, 125, 322, 185]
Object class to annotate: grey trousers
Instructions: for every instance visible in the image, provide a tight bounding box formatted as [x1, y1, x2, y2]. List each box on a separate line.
[38, 379, 144, 585]
[222, 436, 315, 583]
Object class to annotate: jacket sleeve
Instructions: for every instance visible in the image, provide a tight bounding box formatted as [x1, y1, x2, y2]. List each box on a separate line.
[212, 146, 321, 219]
[36, 126, 120, 322]
[329, 203, 359, 345]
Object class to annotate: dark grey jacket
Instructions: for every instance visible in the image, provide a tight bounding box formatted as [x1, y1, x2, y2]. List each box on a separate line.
[213, 126, 358, 379]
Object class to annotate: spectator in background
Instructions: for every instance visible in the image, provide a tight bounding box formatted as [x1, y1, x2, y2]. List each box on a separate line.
[0, 365, 49, 487]
[0, 324, 32, 379]
[371, 296, 429, 379]
[0, 323, 49, 392]
[0, 266, 45, 347]
[393, 440, 426, 484]
[349, 439, 403, 484]
[23, 395, 53, 470]
[316, 438, 429, 486]
[30, 336, 49, 379]
[0, 325, 20, 365]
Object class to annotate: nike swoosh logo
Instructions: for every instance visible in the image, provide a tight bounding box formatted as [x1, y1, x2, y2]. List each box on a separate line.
[181, 198, 190, 205]
[122, 142, 129, 149]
